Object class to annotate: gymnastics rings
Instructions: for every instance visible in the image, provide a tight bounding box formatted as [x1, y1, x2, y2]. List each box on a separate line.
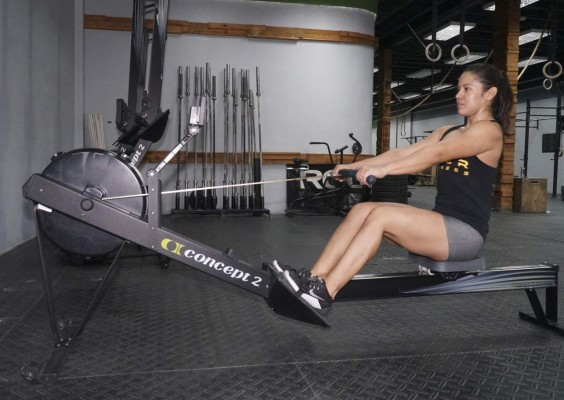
[451, 44, 470, 64]
[542, 61, 562, 90]
[425, 43, 442, 63]
[543, 61, 562, 80]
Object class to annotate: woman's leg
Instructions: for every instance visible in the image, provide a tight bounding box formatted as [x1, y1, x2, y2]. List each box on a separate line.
[310, 202, 408, 278]
[323, 205, 449, 297]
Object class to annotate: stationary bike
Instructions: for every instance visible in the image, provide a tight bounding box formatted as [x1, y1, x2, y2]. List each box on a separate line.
[285, 133, 368, 216]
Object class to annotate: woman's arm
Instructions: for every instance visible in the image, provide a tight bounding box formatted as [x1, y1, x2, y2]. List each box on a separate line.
[354, 121, 502, 184]
[332, 126, 450, 176]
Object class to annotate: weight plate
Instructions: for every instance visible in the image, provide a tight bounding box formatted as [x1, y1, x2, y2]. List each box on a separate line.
[376, 175, 409, 183]
[371, 185, 409, 192]
[373, 179, 409, 186]
[371, 191, 410, 199]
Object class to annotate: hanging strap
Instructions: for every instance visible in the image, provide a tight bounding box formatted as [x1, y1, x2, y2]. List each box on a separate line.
[432, 0, 438, 45]
[549, 0, 558, 63]
[425, 0, 442, 63]
[459, 0, 467, 46]
[542, 0, 562, 85]
[451, 0, 469, 64]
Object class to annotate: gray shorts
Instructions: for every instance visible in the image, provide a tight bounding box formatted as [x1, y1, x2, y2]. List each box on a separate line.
[442, 215, 484, 261]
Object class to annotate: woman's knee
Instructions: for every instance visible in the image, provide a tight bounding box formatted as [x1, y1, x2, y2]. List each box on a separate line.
[363, 205, 412, 231]
[347, 202, 380, 218]
[350, 201, 397, 214]
[365, 204, 394, 221]
[349, 202, 412, 227]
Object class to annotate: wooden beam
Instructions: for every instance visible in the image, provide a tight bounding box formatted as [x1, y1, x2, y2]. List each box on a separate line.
[143, 151, 372, 165]
[491, 0, 520, 211]
[376, 48, 392, 155]
[84, 15, 378, 47]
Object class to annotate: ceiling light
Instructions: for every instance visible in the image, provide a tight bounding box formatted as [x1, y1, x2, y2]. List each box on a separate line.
[399, 93, 420, 100]
[422, 83, 454, 91]
[484, 0, 540, 11]
[518, 57, 547, 68]
[520, 0, 541, 7]
[519, 29, 550, 45]
[391, 81, 405, 88]
[424, 22, 476, 41]
[445, 52, 488, 65]
[406, 69, 441, 79]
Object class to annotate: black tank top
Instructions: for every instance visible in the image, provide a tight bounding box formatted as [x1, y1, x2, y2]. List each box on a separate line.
[432, 125, 498, 239]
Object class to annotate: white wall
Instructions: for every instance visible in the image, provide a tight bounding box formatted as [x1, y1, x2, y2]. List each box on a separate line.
[0, 0, 81, 254]
[84, 0, 376, 214]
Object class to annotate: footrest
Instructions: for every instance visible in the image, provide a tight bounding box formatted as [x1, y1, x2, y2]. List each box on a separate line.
[409, 253, 485, 273]
[263, 262, 330, 328]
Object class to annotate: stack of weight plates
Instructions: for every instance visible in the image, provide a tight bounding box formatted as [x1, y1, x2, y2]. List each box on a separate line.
[370, 174, 410, 204]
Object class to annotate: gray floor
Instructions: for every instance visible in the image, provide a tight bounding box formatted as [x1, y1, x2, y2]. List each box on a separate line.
[1, 186, 564, 399]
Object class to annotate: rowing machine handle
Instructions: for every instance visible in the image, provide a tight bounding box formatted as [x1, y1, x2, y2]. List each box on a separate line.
[337, 169, 376, 186]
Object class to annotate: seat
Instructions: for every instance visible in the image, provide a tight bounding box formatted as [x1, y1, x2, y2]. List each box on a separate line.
[409, 253, 486, 273]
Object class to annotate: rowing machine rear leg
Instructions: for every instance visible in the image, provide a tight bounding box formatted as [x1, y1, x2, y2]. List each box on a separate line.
[519, 286, 564, 335]
[545, 285, 558, 321]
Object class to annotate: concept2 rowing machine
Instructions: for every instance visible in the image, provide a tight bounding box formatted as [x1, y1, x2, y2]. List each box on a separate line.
[20, 138, 562, 382]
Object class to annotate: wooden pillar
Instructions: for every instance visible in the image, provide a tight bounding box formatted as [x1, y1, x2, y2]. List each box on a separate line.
[376, 48, 392, 155]
[491, 0, 520, 211]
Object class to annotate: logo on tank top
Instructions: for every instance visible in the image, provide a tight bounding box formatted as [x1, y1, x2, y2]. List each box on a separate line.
[441, 159, 470, 176]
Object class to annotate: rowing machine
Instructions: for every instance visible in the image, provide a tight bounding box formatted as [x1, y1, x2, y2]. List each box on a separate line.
[20, 144, 563, 382]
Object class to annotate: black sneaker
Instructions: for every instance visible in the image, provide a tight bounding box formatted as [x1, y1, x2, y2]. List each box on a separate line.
[273, 260, 311, 282]
[284, 271, 333, 313]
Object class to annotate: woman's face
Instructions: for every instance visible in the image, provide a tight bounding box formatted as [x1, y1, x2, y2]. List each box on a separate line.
[455, 72, 495, 117]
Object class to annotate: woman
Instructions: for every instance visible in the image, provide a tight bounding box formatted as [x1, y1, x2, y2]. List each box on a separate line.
[274, 63, 514, 314]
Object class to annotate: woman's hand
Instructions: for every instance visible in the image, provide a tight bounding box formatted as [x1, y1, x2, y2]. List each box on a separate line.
[331, 164, 350, 180]
[356, 166, 385, 186]
[331, 164, 383, 185]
